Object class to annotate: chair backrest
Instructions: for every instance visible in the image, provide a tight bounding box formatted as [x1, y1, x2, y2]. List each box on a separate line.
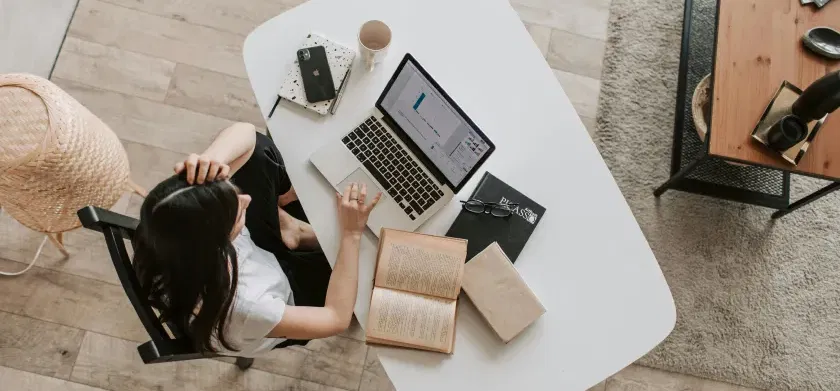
[77, 206, 216, 363]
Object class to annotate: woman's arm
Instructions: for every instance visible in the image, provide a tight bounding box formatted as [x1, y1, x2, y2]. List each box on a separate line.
[267, 234, 361, 339]
[174, 122, 257, 184]
[266, 183, 381, 340]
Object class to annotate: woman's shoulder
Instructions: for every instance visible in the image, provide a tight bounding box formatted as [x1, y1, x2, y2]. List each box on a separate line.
[229, 285, 290, 334]
[232, 227, 253, 247]
[231, 227, 258, 261]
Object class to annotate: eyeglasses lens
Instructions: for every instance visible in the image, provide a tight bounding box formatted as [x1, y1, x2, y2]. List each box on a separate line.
[490, 205, 512, 217]
[463, 200, 486, 213]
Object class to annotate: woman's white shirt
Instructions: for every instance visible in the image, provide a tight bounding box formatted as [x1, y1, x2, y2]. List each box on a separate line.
[215, 227, 294, 357]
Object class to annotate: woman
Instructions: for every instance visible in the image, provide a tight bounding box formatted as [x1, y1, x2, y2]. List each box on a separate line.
[133, 122, 380, 357]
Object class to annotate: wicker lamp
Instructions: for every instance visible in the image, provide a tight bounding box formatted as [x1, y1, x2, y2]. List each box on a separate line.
[0, 74, 141, 275]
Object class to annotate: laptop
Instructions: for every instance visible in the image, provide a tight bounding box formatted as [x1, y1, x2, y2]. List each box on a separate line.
[310, 54, 495, 236]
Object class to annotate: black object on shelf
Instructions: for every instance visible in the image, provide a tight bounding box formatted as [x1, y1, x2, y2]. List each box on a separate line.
[750, 81, 827, 165]
[767, 115, 809, 151]
[802, 27, 840, 60]
[792, 70, 840, 121]
[814, 0, 833, 8]
[759, 70, 840, 154]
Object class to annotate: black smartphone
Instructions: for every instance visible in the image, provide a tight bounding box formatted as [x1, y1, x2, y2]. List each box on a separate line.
[297, 46, 336, 103]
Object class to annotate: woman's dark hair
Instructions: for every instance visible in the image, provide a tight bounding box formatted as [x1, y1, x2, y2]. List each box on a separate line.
[133, 174, 241, 353]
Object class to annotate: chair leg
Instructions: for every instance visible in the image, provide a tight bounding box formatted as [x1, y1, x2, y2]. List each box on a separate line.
[654, 155, 705, 197]
[772, 181, 840, 219]
[235, 357, 254, 370]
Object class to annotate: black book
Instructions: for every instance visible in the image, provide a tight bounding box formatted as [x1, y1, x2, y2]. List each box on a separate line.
[445, 172, 545, 263]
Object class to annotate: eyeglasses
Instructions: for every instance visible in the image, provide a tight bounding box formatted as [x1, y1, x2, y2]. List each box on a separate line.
[460, 199, 519, 218]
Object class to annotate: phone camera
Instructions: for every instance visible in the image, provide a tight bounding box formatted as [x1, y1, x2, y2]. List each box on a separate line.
[298, 49, 311, 61]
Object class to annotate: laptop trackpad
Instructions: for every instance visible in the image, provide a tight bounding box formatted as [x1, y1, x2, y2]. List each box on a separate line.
[338, 168, 387, 202]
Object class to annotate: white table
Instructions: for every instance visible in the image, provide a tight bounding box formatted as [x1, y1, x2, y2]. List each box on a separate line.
[243, 0, 675, 389]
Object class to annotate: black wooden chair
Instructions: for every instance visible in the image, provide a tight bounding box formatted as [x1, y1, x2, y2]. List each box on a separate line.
[77, 205, 255, 370]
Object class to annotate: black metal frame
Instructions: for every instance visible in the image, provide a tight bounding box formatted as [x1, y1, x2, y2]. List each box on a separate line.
[654, 0, 840, 217]
[77, 206, 255, 370]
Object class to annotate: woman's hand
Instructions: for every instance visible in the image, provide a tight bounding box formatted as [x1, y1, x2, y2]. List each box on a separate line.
[174, 153, 231, 185]
[336, 182, 382, 238]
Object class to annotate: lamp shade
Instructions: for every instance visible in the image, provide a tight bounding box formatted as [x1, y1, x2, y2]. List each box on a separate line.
[0, 74, 129, 233]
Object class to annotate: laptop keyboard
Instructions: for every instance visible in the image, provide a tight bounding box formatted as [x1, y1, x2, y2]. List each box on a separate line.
[342, 116, 445, 220]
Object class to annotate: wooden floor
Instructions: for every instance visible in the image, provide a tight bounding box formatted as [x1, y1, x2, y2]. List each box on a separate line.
[0, 0, 762, 390]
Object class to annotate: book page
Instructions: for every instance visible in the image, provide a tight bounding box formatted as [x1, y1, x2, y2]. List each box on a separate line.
[374, 229, 467, 299]
[366, 287, 456, 353]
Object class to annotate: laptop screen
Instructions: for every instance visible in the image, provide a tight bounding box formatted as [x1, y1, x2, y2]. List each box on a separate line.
[378, 58, 493, 189]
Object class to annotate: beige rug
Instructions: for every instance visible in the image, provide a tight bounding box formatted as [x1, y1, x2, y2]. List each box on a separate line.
[595, 0, 840, 390]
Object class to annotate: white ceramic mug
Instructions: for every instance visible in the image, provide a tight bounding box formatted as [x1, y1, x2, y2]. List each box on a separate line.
[358, 20, 392, 72]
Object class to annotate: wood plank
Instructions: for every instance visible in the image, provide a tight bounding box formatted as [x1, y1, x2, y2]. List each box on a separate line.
[358, 370, 396, 391]
[124, 193, 143, 219]
[358, 348, 395, 391]
[524, 23, 553, 56]
[52, 37, 175, 101]
[71, 332, 345, 391]
[0, 310, 85, 380]
[215, 345, 308, 378]
[299, 336, 367, 390]
[509, 0, 612, 13]
[4, 262, 148, 343]
[547, 29, 605, 79]
[54, 78, 234, 155]
[95, 0, 298, 36]
[581, 116, 597, 136]
[605, 364, 760, 391]
[0, 365, 107, 391]
[122, 140, 191, 191]
[110, 192, 133, 216]
[511, 1, 609, 41]
[553, 69, 601, 119]
[338, 315, 366, 342]
[0, 259, 39, 312]
[0, 215, 120, 285]
[164, 64, 266, 127]
[68, 0, 248, 78]
[363, 348, 387, 378]
[709, 0, 840, 179]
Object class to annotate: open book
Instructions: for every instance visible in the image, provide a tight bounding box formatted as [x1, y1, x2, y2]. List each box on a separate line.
[365, 229, 467, 354]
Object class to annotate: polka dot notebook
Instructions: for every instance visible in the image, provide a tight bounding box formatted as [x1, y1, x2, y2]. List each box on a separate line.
[278, 33, 356, 116]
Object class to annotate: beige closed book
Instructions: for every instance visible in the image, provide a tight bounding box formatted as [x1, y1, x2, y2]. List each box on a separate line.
[462, 242, 545, 343]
